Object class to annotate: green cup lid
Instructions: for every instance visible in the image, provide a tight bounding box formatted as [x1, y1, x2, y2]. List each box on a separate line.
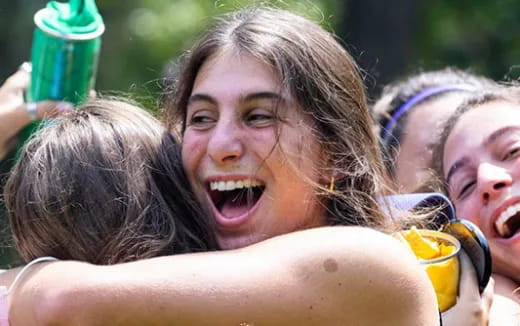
[35, 0, 104, 39]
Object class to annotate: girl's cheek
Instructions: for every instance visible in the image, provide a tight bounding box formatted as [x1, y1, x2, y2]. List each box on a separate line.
[511, 158, 520, 179]
[182, 132, 207, 169]
[183, 131, 206, 153]
[456, 202, 482, 227]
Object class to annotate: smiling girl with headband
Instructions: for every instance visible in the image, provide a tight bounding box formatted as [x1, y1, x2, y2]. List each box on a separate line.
[372, 68, 496, 193]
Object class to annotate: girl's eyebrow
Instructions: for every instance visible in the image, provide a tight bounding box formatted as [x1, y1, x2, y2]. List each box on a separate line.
[188, 91, 286, 109]
[239, 92, 285, 104]
[188, 92, 285, 107]
[446, 157, 470, 186]
[188, 94, 217, 106]
[483, 125, 520, 147]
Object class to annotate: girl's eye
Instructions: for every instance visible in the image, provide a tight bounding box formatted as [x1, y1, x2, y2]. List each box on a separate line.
[457, 180, 476, 200]
[187, 111, 216, 130]
[246, 110, 276, 127]
[503, 147, 520, 160]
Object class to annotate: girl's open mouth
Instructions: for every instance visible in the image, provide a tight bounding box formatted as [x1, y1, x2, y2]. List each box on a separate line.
[208, 179, 266, 219]
[494, 203, 520, 239]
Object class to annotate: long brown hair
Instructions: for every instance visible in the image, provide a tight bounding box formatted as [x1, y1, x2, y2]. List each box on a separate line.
[4, 98, 218, 264]
[164, 7, 394, 231]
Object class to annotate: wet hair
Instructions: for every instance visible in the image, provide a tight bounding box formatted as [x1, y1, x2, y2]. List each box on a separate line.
[371, 68, 496, 178]
[4, 98, 218, 264]
[163, 6, 396, 231]
[431, 85, 515, 194]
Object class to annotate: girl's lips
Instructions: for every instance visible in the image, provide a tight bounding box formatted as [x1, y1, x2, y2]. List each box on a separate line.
[493, 229, 520, 247]
[489, 198, 520, 237]
[204, 187, 264, 229]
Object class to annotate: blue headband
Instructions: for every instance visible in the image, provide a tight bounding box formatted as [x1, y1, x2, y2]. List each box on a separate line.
[382, 84, 475, 144]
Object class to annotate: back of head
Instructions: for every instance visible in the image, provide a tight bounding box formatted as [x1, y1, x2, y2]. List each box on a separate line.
[165, 6, 392, 231]
[372, 67, 496, 178]
[4, 98, 217, 264]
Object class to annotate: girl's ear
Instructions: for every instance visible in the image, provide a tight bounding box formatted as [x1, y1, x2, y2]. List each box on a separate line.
[318, 154, 335, 189]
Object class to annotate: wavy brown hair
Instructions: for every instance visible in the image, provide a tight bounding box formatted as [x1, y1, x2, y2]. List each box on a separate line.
[4, 98, 218, 264]
[163, 7, 397, 231]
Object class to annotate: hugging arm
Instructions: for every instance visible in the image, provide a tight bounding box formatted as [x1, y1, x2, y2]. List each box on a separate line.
[8, 227, 439, 326]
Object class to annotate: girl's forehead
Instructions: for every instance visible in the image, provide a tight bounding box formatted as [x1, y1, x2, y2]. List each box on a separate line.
[196, 50, 279, 84]
[443, 101, 520, 173]
[443, 102, 520, 172]
[452, 101, 520, 137]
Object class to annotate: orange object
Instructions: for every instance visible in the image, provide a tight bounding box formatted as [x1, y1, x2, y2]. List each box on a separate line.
[398, 227, 460, 312]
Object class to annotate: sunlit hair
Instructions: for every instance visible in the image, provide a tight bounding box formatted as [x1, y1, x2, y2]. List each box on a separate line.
[164, 6, 397, 231]
[372, 68, 496, 179]
[4, 98, 218, 264]
[431, 85, 516, 194]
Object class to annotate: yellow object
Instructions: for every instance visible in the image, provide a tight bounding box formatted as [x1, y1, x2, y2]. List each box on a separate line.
[402, 227, 440, 259]
[398, 227, 460, 312]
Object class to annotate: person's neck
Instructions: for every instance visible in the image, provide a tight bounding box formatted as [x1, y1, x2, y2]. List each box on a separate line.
[493, 273, 520, 303]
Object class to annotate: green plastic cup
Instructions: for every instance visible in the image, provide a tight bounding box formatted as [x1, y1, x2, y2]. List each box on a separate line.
[20, 0, 104, 150]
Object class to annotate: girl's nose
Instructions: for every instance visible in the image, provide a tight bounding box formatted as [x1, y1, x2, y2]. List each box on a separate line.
[207, 119, 244, 166]
[477, 163, 512, 204]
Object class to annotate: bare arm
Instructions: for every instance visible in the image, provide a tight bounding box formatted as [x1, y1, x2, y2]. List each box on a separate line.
[9, 226, 439, 326]
[0, 67, 72, 160]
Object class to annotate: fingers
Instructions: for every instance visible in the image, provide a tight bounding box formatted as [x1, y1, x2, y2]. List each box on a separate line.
[37, 101, 74, 119]
[481, 276, 494, 312]
[457, 250, 480, 302]
[20, 101, 73, 120]
[1, 69, 30, 93]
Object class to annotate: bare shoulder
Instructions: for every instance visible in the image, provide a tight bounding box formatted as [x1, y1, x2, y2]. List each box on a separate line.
[262, 226, 440, 326]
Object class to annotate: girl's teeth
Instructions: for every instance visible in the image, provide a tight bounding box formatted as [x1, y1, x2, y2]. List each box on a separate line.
[209, 179, 264, 192]
[225, 181, 235, 191]
[495, 203, 520, 237]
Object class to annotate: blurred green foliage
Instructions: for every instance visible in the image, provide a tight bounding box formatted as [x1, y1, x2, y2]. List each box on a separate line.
[415, 0, 520, 81]
[94, 0, 342, 111]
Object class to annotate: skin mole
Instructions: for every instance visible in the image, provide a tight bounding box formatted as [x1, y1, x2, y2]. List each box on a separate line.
[323, 258, 339, 273]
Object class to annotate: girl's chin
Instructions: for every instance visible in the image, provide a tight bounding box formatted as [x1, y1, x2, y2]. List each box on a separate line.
[216, 234, 263, 250]
[494, 229, 520, 247]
